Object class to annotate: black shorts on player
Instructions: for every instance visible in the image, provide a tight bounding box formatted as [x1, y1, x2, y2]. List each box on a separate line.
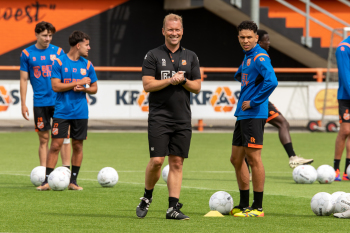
[338, 99, 350, 123]
[51, 118, 88, 140]
[232, 119, 266, 148]
[148, 120, 192, 158]
[266, 101, 282, 123]
[34, 106, 55, 132]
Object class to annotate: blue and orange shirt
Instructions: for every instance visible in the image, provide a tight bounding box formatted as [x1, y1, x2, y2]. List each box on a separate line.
[51, 54, 98, 119]
[20, 44, 64, 107]
[336, 36, 350, 100]
[234, 44, 278, 120]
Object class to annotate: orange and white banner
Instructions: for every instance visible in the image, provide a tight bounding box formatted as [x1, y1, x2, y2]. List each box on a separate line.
[0, 82, 29, 118]
[0, 80, 328, 120]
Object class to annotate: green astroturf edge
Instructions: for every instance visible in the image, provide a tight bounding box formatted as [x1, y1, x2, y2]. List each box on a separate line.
[0, 132, 349, 232]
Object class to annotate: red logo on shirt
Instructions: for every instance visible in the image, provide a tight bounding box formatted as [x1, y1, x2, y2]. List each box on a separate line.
[182, 60, 187, 65]
[41, 56, 46, 60]
[33, 66, 41, 79]
[247, 59, 251, 66]
[73, 68, 77, 73]
[50, 55, 56, 61]
[341, 47, 345, 51]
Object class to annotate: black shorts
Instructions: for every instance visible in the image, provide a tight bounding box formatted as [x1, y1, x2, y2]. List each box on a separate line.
[266, 102, 282, 123]
[232, 118, 266, 148]
[51, 118, 88, 140]
[34, 106, 55, 132]
[148, 120, 192, 158]
[338, 99, 350, 123]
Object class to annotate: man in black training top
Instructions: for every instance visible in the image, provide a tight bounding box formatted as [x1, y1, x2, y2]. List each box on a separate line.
[136, 13, 201, 220]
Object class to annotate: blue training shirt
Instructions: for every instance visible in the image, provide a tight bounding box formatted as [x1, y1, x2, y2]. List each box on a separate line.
[336, 36, 350, 100]
[234, 44, 278, 120]
[51, 54, 98, 119]
[20, 44, 64, 107]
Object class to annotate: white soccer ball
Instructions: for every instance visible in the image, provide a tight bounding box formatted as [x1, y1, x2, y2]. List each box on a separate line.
[293, 165, 317, 184]
[334, 193, 350, 213]
[209, 191, 234, 215]
[162, 165, 169, 183]
[54, 166, 71, 180]
[292, 166, 302, 183]
[310, 192, 333, 216]
[332, 191, 346, 203]
[48, 170, 70, 191]
[316, 165, 335, 184]
[347, 165, 350, 177]
[331, 191, 346, 213]
[30, 166, 46, 186]
[97, 167, 119, 187]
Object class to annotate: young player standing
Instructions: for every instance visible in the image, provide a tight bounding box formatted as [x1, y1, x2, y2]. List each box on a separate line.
[333, 35, 350, 181]
[257, 29, 313, 168]
[37, 31, 97, 191]
[20, 21, 71, 168]
[230, 21, 278, 217]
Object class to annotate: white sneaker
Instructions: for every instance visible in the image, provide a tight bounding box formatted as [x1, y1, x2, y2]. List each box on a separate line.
[289, 155, 313, 168]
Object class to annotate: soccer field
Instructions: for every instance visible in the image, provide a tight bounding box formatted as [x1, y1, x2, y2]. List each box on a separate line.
[0, 131, 349, 232]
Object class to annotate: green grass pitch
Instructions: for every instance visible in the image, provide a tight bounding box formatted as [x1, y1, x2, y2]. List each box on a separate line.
[0, 131, 349, 232]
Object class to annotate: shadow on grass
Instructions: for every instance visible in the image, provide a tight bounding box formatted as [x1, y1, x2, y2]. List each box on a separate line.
[0, 185, 35, 189]
[44, 209, 208, 219]
[43, 212, 165, 220]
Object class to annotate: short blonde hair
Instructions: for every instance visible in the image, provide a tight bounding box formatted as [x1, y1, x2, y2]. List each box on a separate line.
[163, 13, 183, 28]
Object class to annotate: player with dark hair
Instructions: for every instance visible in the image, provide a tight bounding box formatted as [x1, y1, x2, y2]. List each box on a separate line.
[136, 13, 201, 220]
[256, 29, 313, 168]
[20, 21, 71, 169]
[36, 31, 97, 191]
[230, 21, 278, 217]
[333, 34, 350, 181]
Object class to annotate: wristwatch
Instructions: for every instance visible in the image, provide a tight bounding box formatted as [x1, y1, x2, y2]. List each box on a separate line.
[181, 77, 187, 85]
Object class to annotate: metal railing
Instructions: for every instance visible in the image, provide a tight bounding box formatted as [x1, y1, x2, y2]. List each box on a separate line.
[275, 0, 350, 47]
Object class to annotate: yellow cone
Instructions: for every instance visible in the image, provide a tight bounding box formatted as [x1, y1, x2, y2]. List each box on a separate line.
[204, 210, 224, 217]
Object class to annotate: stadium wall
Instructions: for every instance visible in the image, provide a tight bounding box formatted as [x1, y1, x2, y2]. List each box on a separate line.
[0, 80, 338, 122]
[0, 0, 309, 81]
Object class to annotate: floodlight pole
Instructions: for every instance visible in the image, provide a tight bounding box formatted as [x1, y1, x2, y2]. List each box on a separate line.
[251, 0, 260, 28]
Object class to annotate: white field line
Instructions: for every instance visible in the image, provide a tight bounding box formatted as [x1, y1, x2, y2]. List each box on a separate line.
[0, 170, 292, 174]
[0, 172, 308, 198]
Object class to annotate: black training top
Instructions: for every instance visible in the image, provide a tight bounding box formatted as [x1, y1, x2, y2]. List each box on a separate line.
[142, 44, 201, 123]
